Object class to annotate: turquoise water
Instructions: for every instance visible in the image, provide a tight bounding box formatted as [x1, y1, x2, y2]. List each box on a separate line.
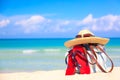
[0, 38, 120, 72]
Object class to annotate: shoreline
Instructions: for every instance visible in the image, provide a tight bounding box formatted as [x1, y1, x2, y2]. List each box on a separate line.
[0, 67, 120, 80]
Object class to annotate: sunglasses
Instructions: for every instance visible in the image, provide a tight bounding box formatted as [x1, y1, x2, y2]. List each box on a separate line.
[75, 34, 94, 38]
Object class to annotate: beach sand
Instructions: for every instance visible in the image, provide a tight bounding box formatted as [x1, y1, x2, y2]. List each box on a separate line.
[0, 67, 120, 80]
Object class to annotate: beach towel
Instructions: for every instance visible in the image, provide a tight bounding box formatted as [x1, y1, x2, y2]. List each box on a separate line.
[65, 45, 90, 75]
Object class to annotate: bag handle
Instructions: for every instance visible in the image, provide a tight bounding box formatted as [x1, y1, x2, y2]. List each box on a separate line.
[83, 46, 97, 65]
[96, 45, 114, 73]
[85, 45, 114, 73]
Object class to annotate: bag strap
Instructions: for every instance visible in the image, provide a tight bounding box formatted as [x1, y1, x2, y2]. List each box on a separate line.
[96, 45, 114, 73]
[85, 45, 114, 73]
[89, 45, 98, 60]
[83, 46, 97, 65]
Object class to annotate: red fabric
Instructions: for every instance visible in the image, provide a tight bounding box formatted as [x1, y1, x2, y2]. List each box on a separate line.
[65, 50, 76, 75]
[65, 45, 90, 75]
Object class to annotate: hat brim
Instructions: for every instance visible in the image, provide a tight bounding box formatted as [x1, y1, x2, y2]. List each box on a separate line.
[64, 37, 109, 48]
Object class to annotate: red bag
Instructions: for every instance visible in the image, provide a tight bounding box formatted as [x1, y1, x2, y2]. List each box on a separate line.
[65, 45, 90, 75]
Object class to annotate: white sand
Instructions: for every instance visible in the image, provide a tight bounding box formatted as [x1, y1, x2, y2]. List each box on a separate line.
[0, 67, 120, 80]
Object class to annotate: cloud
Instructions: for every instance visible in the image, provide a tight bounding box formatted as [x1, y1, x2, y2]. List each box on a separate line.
[15, 15, 71, 33]
[15, 15, 50, 33]
[45, 20, 71, 33]
[11, 14, 120, 34]
[77, 14, 120, 31]
[15, 15, 46, 26]
[0, 14, 120, 38]
[0, 19, 10, 28]
[78, 14, 93, 25]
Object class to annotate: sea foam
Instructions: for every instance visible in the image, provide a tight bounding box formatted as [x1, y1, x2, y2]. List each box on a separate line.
[22, 50, 38, 54]
[43, 49, 61, 52]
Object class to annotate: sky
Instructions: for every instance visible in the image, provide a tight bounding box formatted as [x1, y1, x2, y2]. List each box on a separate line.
[0, 0, 120, 38]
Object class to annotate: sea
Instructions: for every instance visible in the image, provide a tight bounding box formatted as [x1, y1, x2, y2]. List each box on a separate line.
[0, 38, 120, 73]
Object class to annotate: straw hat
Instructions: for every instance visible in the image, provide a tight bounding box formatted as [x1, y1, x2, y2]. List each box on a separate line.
[64, 29, 109, 48]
